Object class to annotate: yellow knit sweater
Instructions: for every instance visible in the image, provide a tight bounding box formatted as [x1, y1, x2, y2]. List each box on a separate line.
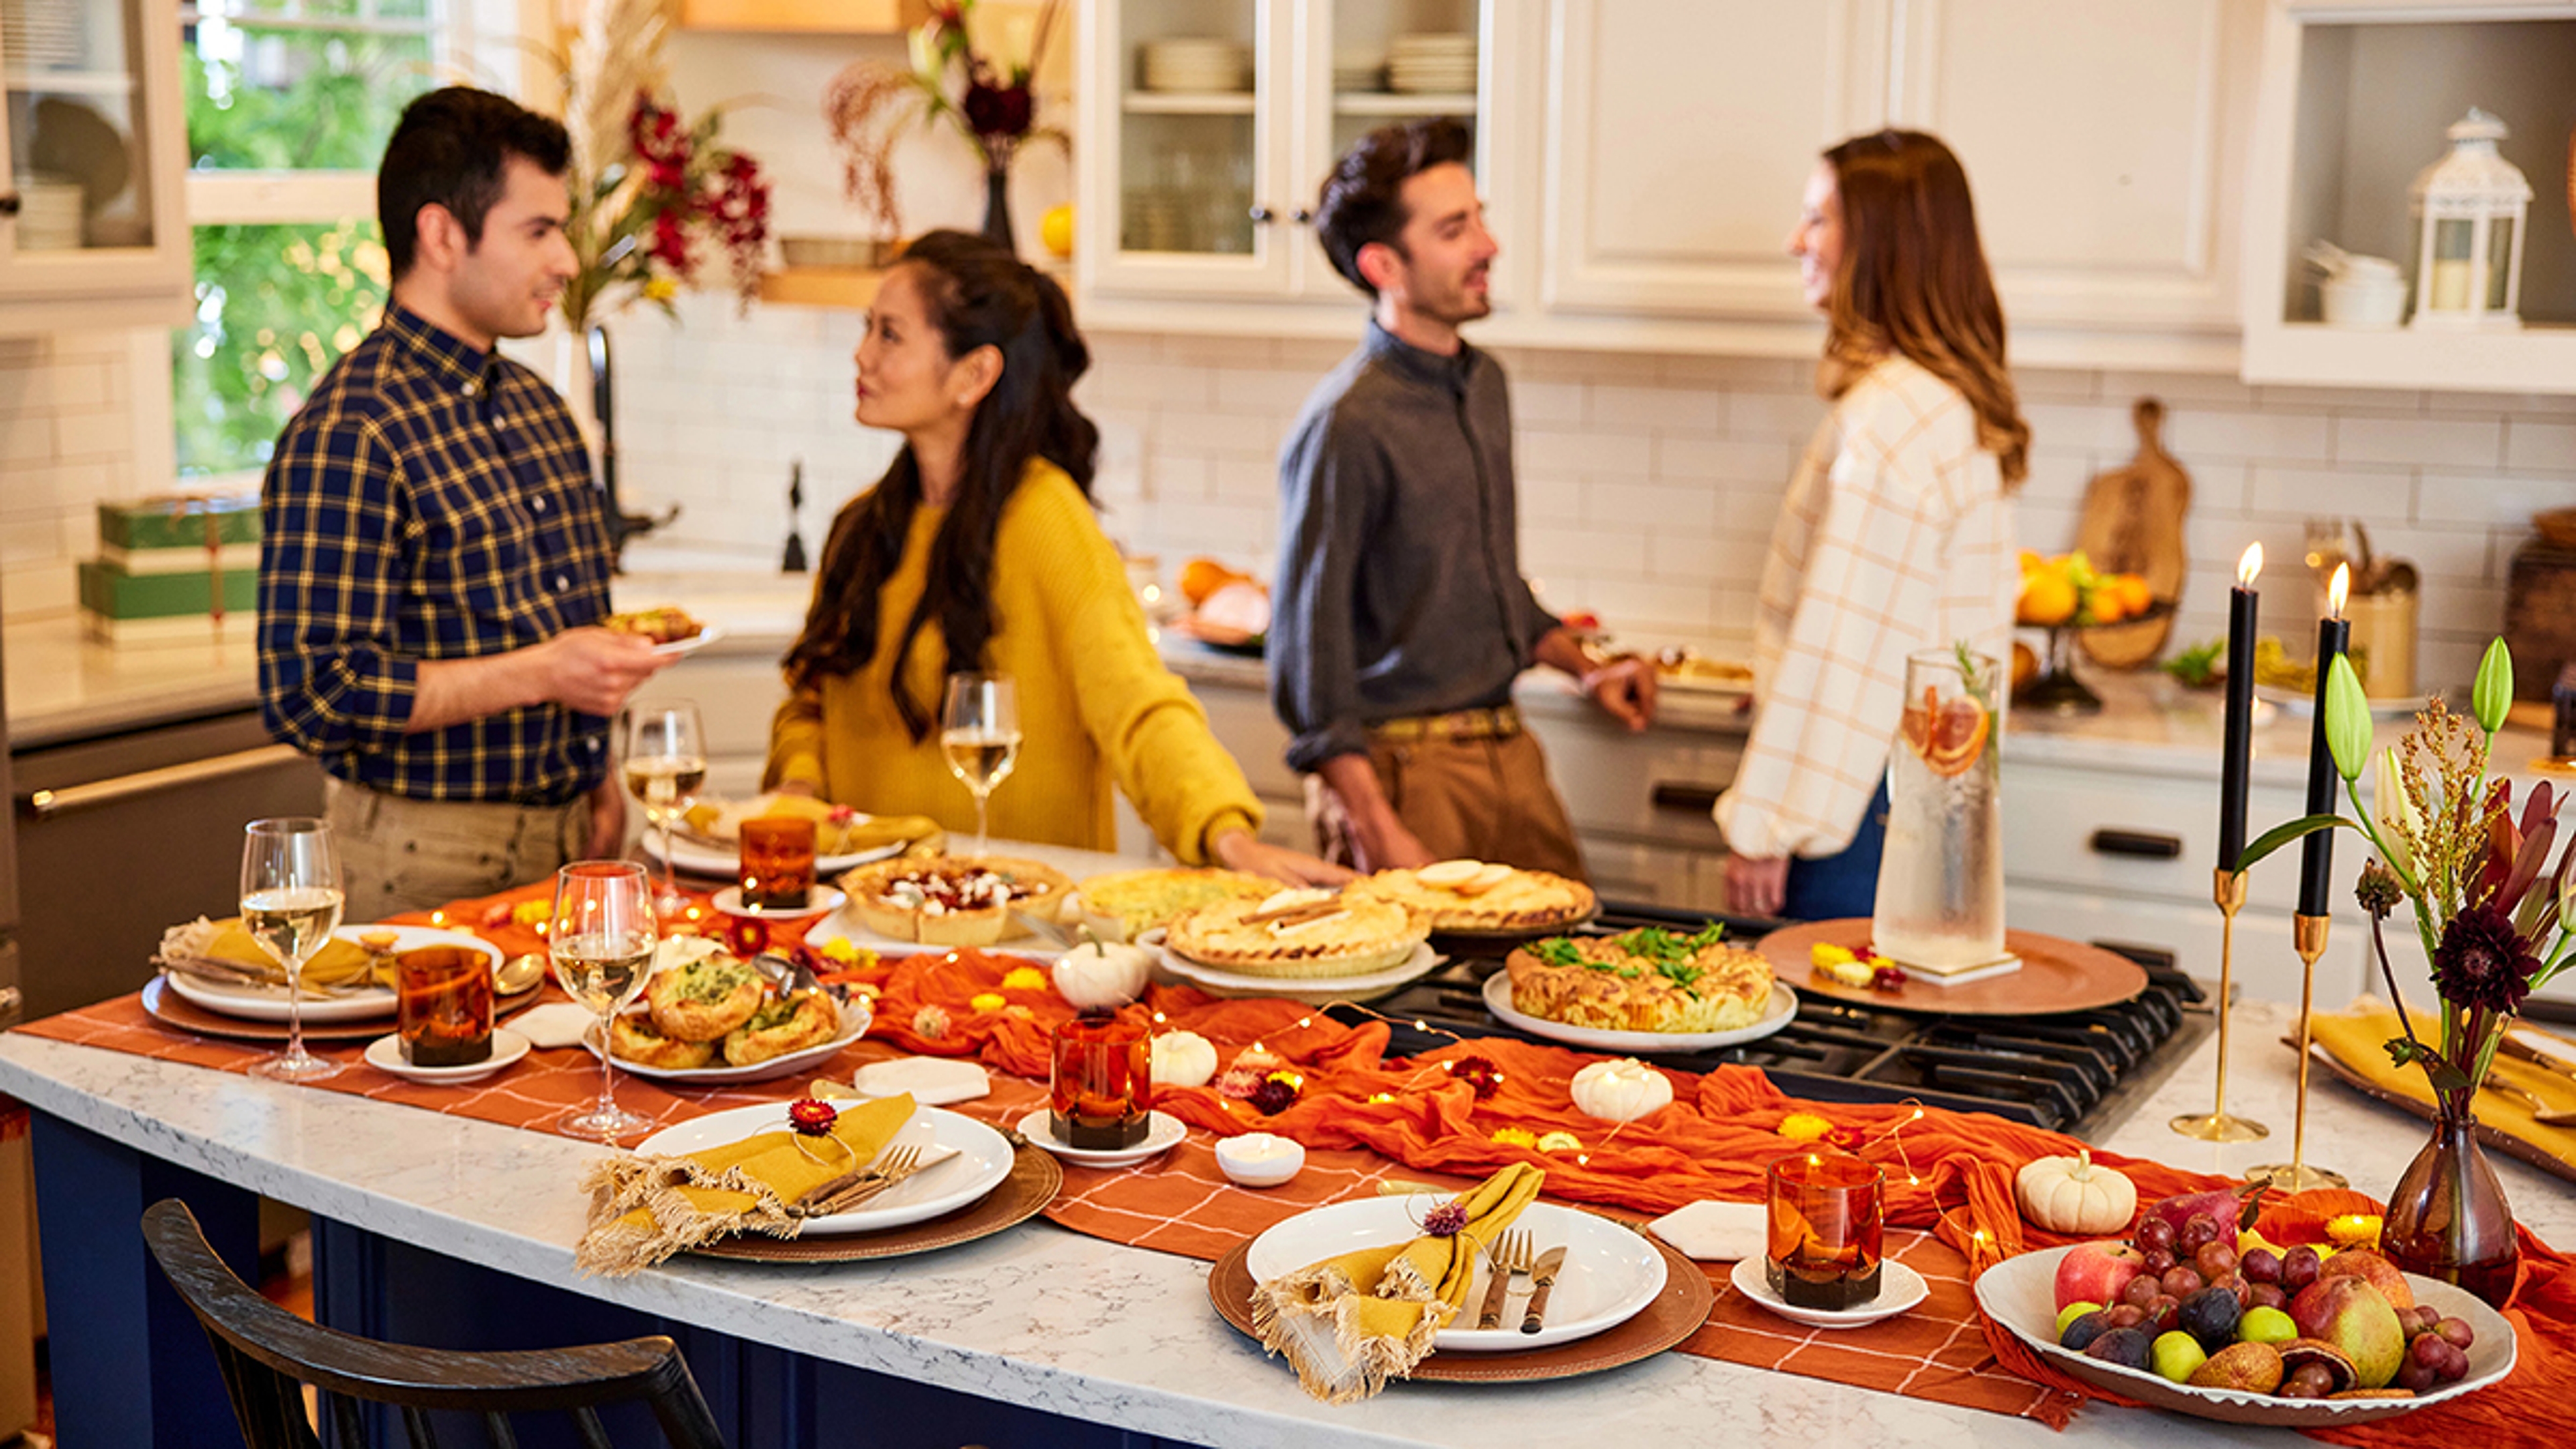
[764, 460, 1263, 862]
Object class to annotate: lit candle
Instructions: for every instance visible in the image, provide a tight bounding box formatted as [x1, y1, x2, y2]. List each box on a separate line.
[2219, 544, 2262, 872]
[2296, 565, 2351, 916]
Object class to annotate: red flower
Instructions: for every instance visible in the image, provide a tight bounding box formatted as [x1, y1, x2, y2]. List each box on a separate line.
[2432, 902, 2538, 1016]
[787, 1099, 839, 1136]
[652, 211, 692, 272]
[962, 79, 1034, 140]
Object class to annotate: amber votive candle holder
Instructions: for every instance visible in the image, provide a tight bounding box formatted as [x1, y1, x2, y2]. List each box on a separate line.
[1766, 1152, 1884, 1310]
[396, 946, 494, 1067]
[1049, 1011, 1150, 1150]
[739, 816, 817, 910]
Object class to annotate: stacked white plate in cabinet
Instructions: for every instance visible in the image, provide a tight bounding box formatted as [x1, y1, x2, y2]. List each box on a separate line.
[1387, 33, 1477, 95]
[2, 0, 85, 70]
[1138, 38, 1254, 94]
[1332, 48, 1384, 93]
[15, 178, 86, 252]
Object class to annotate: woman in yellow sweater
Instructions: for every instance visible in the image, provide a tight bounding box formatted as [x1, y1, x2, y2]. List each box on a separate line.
[766, 231, 1344, 884]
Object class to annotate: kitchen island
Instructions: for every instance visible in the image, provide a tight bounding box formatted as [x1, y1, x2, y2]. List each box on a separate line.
[0, 849, 2565, 1447]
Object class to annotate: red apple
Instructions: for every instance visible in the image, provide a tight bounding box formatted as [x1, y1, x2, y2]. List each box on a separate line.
[2055, 1242, 2147, 1313]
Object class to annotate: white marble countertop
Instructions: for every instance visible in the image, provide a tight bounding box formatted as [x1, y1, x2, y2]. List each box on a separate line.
[1, 614, 265, 748]
[0, 833, 2562, 1447]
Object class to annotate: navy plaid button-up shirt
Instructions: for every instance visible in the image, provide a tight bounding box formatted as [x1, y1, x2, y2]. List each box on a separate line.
[258, 305, 615, 806]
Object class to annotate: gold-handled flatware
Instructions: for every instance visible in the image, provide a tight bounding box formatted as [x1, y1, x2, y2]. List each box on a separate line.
[2487, 1079, 2576, 1127]
[1477, 1230, 1533, 1330]
[1519, 1246, 1567, 1334]
[795, 1145, 927, 1218]
[494, 953, 547, 996]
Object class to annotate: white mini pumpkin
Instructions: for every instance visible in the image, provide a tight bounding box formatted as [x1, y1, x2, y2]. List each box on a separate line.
[1568, 1057, 1674, 1123]
[2014, 1148, 2137, 1236]
[1053, 939, 1154, 1011]
[1150, 1029, 1218, 1089]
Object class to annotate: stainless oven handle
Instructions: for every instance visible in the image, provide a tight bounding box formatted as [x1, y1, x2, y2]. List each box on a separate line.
[15, 745, 307, 819]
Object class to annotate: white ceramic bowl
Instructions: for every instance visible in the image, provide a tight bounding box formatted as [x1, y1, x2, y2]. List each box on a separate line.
[2321, 275, 2407, 328]
[1214, 1132, 1305, 1187]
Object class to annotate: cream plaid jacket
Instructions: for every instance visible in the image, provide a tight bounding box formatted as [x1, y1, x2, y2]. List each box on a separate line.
[1713, 356, 2018, 860]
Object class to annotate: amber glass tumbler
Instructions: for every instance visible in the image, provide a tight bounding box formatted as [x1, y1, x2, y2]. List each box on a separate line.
[1049, 1012, 1150, 1150]
[396, 946, 494, 1067]
[740, 816, 817, 910]
[1766, 1152, 1884, 1309]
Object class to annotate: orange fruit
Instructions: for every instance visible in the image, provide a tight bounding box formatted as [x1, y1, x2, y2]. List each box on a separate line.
[2019, 549, 2047, 576]
[2011, 640, 2040, 692]
[2088, 587, 2127, 625]
[1180, 558, 1242, 607]
[1901, 688, 1992, 776]
[2017, 570, 2078, 626]
[2114, 574, 2153, 616]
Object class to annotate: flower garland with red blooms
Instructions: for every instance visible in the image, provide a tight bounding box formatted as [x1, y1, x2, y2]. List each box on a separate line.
[558, 91, 769, 329]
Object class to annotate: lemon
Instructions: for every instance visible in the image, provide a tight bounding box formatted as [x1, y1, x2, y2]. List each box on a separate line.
[1040, 204, 1075, 259]
[2018, 570, 2078, 627]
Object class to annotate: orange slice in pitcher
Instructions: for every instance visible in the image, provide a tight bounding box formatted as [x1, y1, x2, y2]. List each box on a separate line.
[1900, 686, 1992, 777]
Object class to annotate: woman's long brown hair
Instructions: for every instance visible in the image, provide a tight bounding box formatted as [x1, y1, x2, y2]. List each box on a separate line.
[782, 230, 1100, 739]
[1819, 129, 2029, 488]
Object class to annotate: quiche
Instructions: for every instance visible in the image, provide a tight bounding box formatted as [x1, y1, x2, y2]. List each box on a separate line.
[1350, 860, 1596, 934]
[1073, 867, 1277, 941]
[837, 854, 1074, 947]
[1163, 890, 1429, 979]
[643, 953, 765, 1040]
[720, 989, 841, 1066]
[608, 1014, 718, 1070]
[1505, 924, 1774, 1034]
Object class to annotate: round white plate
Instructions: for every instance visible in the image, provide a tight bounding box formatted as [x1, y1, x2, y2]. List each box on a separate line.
[643, 832, 901, 880]
[584, 997, 872, 1085]
[362, 1027, 531, 1085]
[163, 925, 501, 1024]
[1245, 1199, 1668, 1352]
[711, 885, 849, 920]
[636, 1102, 1013, 1236]
[1975, 1244, 2517, 1427]
[802, 906, 1059, 963]
[1012, 1108, 1186, 1167]
[1155, 940, 1440, 1006]
[651, 626, 725, 657]
[1482, 971, 1800, 1053]
[1727, 1253, 1927, 1329]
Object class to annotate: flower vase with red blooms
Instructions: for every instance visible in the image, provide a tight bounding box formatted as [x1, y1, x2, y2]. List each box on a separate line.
[2239, 640, 2557, 1306]
[558, 91, 771, 331]
[824, 0, 1067, 252]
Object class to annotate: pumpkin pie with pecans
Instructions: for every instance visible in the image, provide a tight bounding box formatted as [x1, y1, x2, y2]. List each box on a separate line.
[1163, 890, 1429, 979]
[837, 854, 1073, 947]
[1349, 859, 1596, 933]
[1505, 924, 1772, 1034]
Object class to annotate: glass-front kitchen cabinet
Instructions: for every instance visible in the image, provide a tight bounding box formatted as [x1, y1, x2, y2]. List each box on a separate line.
[1075, 0, 1512, 303]
[0, 0, 191, 334]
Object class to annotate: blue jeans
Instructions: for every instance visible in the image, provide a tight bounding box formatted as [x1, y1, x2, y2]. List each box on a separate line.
[1781, 779, 1890, 922]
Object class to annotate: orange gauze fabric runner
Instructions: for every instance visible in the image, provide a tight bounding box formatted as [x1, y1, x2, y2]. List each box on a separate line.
[25, 879, 2576, 1437]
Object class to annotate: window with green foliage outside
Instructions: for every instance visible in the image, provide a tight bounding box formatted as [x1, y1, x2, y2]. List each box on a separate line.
[174, 2, 441, 477]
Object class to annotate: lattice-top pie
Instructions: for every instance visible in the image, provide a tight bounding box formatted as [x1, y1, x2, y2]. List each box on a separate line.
[1505, 924, 1773, 1034]
[837, 854, 1073, 947]
[1349, 860, 1597, 933]
[1072, 867, 1277, 941]
[1163, 890, 1429, 979]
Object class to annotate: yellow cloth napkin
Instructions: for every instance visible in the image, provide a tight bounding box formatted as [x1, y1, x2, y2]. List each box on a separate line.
[576, 1094, 917, 1276]
[1251, 1164, 1545, 1403]
[2310, 1006, 2576, 1174]
[203, 920, 375, 986]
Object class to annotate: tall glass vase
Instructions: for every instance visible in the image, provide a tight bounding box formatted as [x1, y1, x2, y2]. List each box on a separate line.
[981, 163, 1016, 252]
[2380, 1083, 2520, 1308]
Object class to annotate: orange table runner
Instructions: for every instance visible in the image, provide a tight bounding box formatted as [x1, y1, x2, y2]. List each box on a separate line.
[23, 879, 2576, 1441]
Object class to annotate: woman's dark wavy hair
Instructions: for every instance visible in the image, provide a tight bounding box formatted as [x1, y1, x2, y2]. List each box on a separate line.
[783, 230, 1099, 739]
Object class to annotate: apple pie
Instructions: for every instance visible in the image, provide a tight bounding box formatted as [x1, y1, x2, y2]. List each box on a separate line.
[837, 855, 1073, 947]
[1163, 890, 1429, 979]
[1350, 859, 1596, 933]
[1505, 924, 1774, 1034]
[1072, 867, 1277, 940]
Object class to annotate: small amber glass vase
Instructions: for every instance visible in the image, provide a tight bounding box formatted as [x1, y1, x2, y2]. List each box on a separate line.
[2381, 1083, 2520, 1308]
[1766, 1152, 1885, 1310]
[740, 816, 817, 910]
[1050, 1010, 1150, 1150]
[396, 946, 494, 1067]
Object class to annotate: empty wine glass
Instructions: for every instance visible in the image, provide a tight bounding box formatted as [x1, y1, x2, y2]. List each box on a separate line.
[939, 674, 1022, 857]
[625, 702, 708, 915]
[240, 818, 345, 1083]
[551, 860, 658, 1142]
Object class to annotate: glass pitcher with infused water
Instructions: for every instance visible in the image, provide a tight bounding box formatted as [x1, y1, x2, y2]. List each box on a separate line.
[1872, 648, 2005, 969]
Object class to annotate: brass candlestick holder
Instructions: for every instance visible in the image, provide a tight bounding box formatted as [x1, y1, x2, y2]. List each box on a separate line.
[2171, 869, 2270, 1141]
[2247, 912, 2349, 1191]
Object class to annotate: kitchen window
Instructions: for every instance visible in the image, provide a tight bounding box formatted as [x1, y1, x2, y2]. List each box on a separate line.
[172, 0, 464, 481]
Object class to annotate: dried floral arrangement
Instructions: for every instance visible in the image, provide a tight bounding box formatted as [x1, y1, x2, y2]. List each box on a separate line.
[822, 0, 1066, 237]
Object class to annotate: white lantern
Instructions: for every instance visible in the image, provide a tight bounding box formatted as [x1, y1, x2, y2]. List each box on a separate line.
[2408, 109, 2532, 331]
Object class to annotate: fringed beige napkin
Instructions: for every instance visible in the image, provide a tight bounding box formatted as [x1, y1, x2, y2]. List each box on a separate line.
[576, 1093, 916, 1277]
[1250, 1163, 1544, 1403]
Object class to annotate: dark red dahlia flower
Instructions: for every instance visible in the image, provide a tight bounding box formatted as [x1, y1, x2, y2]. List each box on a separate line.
[2430, 902, 2537, 1015]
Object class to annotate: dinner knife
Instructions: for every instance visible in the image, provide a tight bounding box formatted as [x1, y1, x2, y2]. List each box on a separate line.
[1519, 1247, 1567, 1334]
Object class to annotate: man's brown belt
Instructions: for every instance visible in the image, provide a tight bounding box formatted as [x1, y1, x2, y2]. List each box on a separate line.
[1367, 705, 1523, 744]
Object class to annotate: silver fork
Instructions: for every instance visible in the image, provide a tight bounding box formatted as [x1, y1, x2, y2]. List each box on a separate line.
[796, 1145, 927, 1218]
[1476, 1230, 1535, 1330]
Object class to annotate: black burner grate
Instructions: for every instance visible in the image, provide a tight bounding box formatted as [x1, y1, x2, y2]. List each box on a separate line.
[1336, 902, 2212, 1135]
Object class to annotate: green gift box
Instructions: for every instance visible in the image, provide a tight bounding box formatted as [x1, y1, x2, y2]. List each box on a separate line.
[78, 558, 257, 621]
[96, 494, 259, 552]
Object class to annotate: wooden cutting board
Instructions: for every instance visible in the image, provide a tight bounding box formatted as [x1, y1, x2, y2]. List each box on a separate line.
[2075, 398, 2191, 669]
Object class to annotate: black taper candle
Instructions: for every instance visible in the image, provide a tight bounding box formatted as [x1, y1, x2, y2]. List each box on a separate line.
[2219, 551, 2261, 870]
[2296, 609, 2351, 916]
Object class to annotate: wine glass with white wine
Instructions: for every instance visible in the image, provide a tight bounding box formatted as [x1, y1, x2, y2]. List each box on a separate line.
[240, 817, 345, 1083]
[940, 674, 1022, 857]
[550, 859, 658, 1142]
[625, 702, 708, 914]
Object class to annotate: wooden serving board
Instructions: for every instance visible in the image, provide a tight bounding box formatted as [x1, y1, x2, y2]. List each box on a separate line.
[2074, 398, 2191, 670]
[1753, 920, 2147, 1018]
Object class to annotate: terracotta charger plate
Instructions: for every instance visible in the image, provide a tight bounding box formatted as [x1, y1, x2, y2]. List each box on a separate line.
[1206, 1232, 1715, 1385]
[685, 1143, 1063, 1264]
[1754, 920, 2147, 1018]
[140, 975, 543, 1044]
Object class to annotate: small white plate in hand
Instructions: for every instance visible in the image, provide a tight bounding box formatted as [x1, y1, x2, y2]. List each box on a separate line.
[651, 626, 724, 657]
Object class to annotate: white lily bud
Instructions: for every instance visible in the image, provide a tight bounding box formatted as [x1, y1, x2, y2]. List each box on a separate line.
[2372, 746, 2419, 880]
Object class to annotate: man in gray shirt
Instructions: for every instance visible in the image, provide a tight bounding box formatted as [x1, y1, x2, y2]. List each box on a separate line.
[1270, 119, 1656, 877]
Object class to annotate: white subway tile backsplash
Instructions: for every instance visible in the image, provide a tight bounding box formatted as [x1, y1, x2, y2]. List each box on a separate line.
[1723, 390, 1827, 438]
[2506, 421, 2576, 473]
[2163, 408, 2332, 464]
[1521, 427, 1651, 477]
[1511, 379, 1586, 425]
[2248, 464, 2414, 521]
[2416, 471, 2576, 529]
[1585, 480, 1719, 532]
[1588, 382, 1717, 432]
[2025, 400, 2149, 452]
[1654, 434, 1796, 484]
[1521, 527, 1649, 576]
[1155, 409, 1287, 460]
[2334, 415, 2504, 468]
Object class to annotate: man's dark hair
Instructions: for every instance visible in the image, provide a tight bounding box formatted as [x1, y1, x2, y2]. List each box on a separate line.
[1312, 118, 1474, 297]
[378, 87, 572, 280]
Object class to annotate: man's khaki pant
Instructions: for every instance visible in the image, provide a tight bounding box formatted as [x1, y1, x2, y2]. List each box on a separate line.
[1309, 729, 1587, 879]
[325, 777, 590, 921]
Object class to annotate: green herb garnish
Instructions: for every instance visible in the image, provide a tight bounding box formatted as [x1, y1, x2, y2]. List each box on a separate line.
[1531, 938, 1585, 968]
[2161, 639, 2223, 689]
[1608, 922, 1726, 965]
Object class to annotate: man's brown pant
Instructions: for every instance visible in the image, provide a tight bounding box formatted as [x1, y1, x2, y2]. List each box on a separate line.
[1309, 729, 1586, 879]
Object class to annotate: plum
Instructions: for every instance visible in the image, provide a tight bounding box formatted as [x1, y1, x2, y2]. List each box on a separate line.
[2086, 1327, 2155, 1371]
[2178, 1285, 2242, 1352]
[2059, 1309, 2114, 1352]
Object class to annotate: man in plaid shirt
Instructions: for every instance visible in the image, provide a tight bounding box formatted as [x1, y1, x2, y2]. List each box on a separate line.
[259, 88, 671, 918]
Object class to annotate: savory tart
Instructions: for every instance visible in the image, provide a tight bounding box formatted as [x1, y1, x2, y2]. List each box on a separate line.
[720, 989, 841, 1066]
[837, 855, 1074, 946]
[1072, 867, 1277, 941]
[1350, 860, 1596, 933]
[1505, 924, 1774, 1034]
[1163, 890, 1429, 979]
[644, 953, 765, 1040]
[608, 1014, 718, 1070]
[602, 605, 704, 645]
[680, 793, 933, 857]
